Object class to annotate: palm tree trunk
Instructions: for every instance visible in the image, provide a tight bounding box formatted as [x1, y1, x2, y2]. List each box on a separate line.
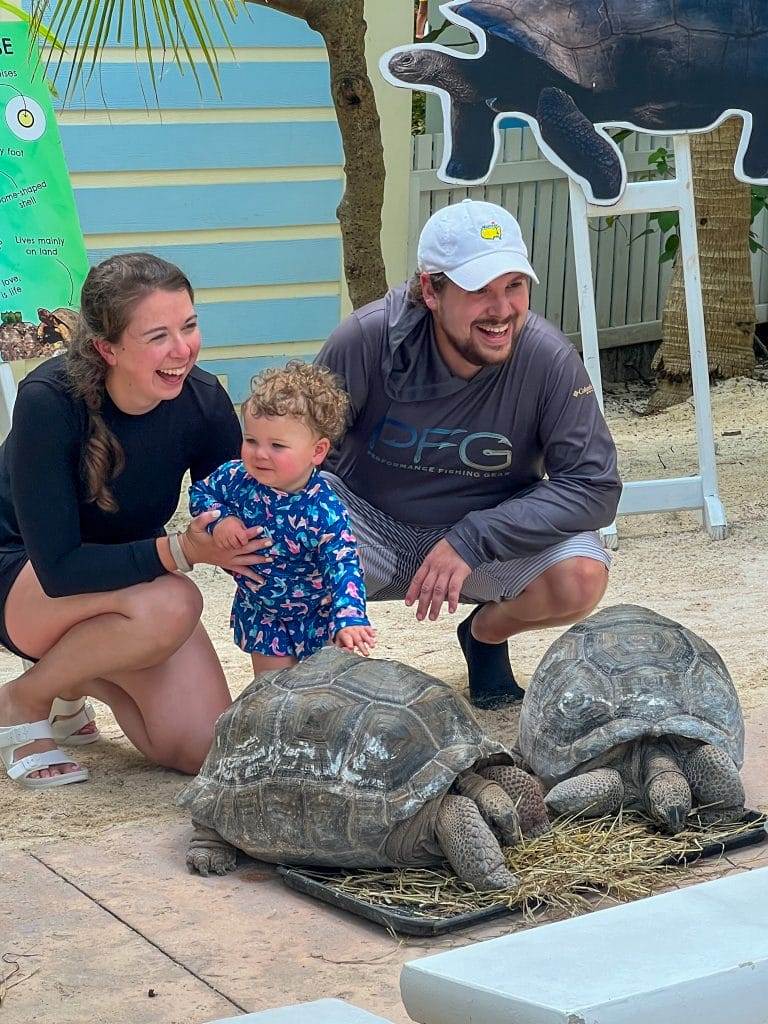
[247, 0, 387, 310]
[648, 119, 755, 411]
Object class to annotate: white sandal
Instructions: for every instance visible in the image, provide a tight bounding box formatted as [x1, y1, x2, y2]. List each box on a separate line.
[48, 697, 100, 746]
[0, 720, 90, 789]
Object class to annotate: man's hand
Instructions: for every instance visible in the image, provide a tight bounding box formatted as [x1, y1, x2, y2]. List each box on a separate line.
[334, 624, 377, 656]
[212, 515, 250, 550]
[405, 538, 472, 621]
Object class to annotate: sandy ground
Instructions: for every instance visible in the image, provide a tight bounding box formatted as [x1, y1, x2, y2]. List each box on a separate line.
[1, 373, 767, 846]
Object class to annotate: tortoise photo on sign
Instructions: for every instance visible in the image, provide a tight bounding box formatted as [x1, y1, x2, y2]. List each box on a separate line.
[381, 0, 768, 204]
[0, 306, 77, 362]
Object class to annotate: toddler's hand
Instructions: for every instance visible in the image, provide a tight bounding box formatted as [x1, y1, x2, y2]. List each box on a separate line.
[334, 625, 377, 657]
[213, 515, 250, 550]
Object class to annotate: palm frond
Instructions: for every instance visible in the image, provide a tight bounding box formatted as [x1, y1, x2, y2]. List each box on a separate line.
[0, 1, 64, 51]
[31, 0, 244, 104]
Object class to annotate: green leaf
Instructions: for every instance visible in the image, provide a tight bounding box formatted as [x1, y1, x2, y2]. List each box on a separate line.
[0, 1, 65, 48]
[659, 234, 680, 263]
[136, 0, 161, 104]
[153, 0, 184, 75]
[86, 0, 118, 85]
[654, 211, 679, 233]
[66, 1, 101, 103]
[206, 0, 240, 61]
[647, 146, 673, 178]
[39, 1, 90, 93]
[180, 1, 218, 98]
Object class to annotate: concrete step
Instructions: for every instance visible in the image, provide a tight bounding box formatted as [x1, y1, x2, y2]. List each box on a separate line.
[400, 866, 768, 1024]
[208, 998, 396, 1024]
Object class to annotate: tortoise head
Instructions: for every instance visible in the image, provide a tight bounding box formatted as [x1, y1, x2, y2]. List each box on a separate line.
[645, 773, 692, 835]
[388, 47, 450, 89]
[642, 744, 692, 835]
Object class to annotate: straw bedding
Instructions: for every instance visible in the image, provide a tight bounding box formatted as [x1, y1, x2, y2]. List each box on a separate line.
[304, 812, 766, 921]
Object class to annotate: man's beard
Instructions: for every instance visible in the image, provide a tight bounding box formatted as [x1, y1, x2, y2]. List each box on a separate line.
[443, 319, 520, 368]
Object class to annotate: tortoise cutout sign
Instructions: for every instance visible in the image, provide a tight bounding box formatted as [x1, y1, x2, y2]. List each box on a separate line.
[381, 0, 768, 206]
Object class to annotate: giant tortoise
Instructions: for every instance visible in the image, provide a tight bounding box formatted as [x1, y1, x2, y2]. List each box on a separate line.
[518, 605, 745, 833]
[178, 647, 550, 891]
[386, 0, 768, 200]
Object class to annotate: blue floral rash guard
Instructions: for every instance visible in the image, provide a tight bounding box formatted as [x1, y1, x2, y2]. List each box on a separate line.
[189, 462, 370, 658]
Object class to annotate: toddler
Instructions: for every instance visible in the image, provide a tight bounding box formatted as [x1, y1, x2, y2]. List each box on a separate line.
[189, 362, 375, 674]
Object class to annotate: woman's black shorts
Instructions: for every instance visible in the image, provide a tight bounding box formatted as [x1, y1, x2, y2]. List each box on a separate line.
[0, 550, 32, 659]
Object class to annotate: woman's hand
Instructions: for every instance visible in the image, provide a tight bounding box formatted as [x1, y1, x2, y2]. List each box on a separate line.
[183, 510, 272, 582]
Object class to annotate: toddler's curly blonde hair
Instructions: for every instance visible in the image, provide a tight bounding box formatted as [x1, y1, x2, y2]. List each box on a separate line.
[246, 361, 350, 444]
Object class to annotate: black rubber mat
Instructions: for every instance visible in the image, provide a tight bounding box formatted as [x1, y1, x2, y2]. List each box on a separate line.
[277, 811, 767, 936]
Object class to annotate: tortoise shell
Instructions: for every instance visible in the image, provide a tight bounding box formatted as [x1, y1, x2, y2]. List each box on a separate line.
[178, 647, 512, 868]
[518, 605, 744, 786]
[455, 0, 768, 88]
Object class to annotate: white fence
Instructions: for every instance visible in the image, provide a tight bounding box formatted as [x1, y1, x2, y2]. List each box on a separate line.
[409, 128, 768, 351]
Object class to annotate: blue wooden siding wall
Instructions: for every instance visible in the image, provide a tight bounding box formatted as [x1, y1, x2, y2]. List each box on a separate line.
[50, 6, 342, 403]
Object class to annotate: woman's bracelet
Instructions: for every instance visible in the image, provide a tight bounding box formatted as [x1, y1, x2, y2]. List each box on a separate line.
[168, 530, 193, 573]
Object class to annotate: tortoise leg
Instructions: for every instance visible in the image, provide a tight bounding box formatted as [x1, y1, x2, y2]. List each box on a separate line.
[641, 746, 692, 835]
[682, 743, 745, 824]
[435, 794, 520, 891]
[479, 764, 551, 838]
[544, 768, 624, 819]
[186, 822, 238, 877]
[454, 771, 522, 847]
[445, 99, 498, 182]
[536, 87, 623, 202]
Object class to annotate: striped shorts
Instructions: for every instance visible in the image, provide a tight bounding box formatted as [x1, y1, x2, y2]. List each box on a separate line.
[323, 473, 611, 605]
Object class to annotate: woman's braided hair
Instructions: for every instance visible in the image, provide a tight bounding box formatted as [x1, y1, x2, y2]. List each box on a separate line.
[65, 253, 193, 513]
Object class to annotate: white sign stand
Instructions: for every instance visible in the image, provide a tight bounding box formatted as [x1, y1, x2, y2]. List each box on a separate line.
[0, 359, 16, 442]
[568, 133, 728, 548]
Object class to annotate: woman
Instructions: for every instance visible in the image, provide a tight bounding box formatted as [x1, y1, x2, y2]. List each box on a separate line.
[0, 253, 270, 788]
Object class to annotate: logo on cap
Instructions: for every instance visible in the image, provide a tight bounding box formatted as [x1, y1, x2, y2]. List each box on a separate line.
[480, 222, 502, 241]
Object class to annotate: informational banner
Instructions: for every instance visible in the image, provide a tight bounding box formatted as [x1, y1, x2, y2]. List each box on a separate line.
[0, 21, 88, 360]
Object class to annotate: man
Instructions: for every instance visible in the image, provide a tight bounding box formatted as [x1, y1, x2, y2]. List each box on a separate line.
[315, 199, 621, 709]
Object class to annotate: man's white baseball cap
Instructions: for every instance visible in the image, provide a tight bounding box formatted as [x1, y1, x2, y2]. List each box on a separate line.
[417, 199, 539, 290]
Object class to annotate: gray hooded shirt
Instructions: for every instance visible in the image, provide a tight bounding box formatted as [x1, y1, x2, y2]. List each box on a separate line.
[315, 284, 621, 569]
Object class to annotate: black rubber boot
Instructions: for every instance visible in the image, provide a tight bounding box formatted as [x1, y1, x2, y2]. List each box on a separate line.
[457, 605, 526, 710]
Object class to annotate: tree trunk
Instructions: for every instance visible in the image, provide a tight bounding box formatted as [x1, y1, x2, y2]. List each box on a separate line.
[648, 118, 756, 412]
[247, 0, 388, 309]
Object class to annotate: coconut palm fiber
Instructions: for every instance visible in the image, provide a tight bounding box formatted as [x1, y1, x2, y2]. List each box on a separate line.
[656, 118, 756, 382]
